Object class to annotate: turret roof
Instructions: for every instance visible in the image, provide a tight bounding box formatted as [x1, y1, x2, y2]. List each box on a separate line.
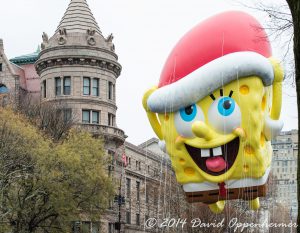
[55, 0, 102, 35]
[10, 46, 40, 65]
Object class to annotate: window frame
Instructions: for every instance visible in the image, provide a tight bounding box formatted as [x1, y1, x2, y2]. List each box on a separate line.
[126, 178, 131, 198]
[55, 77, 61, 96]
[43, 80, 47, 98]
[92, 78, 99, 96]
[136, 181, 140, 202]
[82, 110, 90, 124]
[63, 76, 71, 95]
[126, 211, 131, 224]
[108, 81, 113, 100]
[92, 110, 99, 124]
[83, 77, 91, 95]
[136, 213, 140, 225]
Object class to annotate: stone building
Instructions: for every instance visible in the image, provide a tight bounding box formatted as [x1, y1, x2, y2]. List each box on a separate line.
[271, 130, 298, 218]
[0, 0, 182, 232]
[2, 0, 298, 231]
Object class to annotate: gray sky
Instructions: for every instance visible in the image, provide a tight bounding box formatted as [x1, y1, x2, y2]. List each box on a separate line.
[0, 0, 297, 145]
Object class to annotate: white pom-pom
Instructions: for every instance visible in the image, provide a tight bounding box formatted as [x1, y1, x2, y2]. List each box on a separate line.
[263, 116, 284, 140]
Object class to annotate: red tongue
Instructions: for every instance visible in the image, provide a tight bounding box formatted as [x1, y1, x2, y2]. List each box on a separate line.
[206, 156, 227, 172]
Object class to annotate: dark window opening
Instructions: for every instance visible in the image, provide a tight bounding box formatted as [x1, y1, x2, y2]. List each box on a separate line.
[136, 213, 140, 225]
[126, 212, 131, 224]
[83, 77, 90, 95]
[43, 80, 46, 98]
[92, 78, 99, 96]
[92, 111, 99, 124]
[126, 178, 131, 198]
[82, 110, 90, 123]
[63, 76, 71, 95]
[136, 181, 140, 201]
[108, 113, 115, 126]
[108, 81, 113, 100]
[55, 77, 61, 96]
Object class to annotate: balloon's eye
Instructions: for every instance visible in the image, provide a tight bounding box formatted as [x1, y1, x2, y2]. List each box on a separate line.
[180, 104, 197, 122]
[218, 97, 235, 116]
[208, 96, 241, 134]
[174, 104, 205, 138]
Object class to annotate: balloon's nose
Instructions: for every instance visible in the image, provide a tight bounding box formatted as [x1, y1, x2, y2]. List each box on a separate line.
[192, 121, 213, 140]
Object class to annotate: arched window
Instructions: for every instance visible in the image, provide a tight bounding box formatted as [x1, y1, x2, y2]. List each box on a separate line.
[0, 84, 9, 94]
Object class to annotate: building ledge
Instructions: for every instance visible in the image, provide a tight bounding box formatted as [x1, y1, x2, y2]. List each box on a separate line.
[80, 123, 126, 143]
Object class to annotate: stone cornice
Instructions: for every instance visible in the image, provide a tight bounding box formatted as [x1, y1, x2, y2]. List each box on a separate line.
[38, 45, 118, 60]
[35, 56, 121, 78]
[125, 169, 160, 183]
[42, 97, 118, 110]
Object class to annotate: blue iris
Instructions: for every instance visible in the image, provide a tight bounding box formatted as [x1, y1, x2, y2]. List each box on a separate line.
[180, 104, 197, 122]
[217, 97, 235, 116]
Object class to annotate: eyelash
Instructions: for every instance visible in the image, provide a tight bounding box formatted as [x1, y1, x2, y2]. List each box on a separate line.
[209, 89, 234, 100]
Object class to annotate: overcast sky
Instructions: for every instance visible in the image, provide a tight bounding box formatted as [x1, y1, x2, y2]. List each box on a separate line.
[0, 0, 297, 145]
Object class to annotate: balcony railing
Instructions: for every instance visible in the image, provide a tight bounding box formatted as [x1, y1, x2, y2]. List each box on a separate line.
[81, 123, 126, 143]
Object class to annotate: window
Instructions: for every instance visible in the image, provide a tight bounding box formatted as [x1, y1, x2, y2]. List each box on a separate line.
[82, 110, 90, 123]
[81, 221, 89, 233]
[83, 77, 90, 95]
[63, 109, 72, 122]
[136, 181, 140, 202]
[92, 111, 99, 124]
[42, 80, 46, 98]
[92, 78, 99, 96]
[136, 213, 140, 225]
[108, 81, 113, 100]
[126, 178, 131, 198]
[91, 222, 99, 233]
[72, 221, 81, 233]
[79, 221, 99, 233]
[128, 157, 131, 166]
[82, 110, 100, 124]
[126, 211, 131, 224]
[55, 77, 61, 96]
[108, 223, 114, 233]
[63, 76, 71, 95]
[0, 63, 2, 72]
[108, 113, 115, 126]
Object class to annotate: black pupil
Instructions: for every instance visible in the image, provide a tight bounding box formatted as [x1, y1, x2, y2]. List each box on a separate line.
[223, 100, 232, 110]
[185, 105, 194, 115]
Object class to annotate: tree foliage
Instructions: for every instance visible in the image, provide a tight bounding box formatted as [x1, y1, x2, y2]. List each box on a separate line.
[0, 108, 114, 233]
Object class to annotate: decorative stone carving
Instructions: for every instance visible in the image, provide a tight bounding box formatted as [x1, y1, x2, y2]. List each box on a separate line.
[87, 28, 95, 36]
[57, 28, 67, 45]
[35, 57, 121, 77]
[41, 32, 49, 50]
[106, 33, 115, 52]
[59, 28, 67, 35]
[87, 37, 96, 46]
[87, 28, 96, 46]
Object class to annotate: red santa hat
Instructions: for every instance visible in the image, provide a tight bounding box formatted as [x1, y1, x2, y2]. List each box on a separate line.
[147, 11, 275, 113]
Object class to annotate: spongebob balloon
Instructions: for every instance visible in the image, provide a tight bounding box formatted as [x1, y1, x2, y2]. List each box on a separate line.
[143, 11, 284, 213]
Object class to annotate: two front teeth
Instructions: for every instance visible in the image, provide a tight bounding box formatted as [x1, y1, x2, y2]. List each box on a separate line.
[201, 146, 222, 157]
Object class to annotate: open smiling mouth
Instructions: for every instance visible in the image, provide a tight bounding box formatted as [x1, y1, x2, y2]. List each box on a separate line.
[185, 137, 240, 176]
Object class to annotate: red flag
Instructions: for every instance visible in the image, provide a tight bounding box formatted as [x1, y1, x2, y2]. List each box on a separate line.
[122, 153, 127, 167]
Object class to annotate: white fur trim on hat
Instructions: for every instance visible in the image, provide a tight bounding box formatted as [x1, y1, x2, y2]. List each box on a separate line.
[147, 52, 274, 113]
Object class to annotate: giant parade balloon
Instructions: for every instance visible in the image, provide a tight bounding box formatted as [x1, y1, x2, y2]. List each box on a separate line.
[142, 11, 283, 213]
